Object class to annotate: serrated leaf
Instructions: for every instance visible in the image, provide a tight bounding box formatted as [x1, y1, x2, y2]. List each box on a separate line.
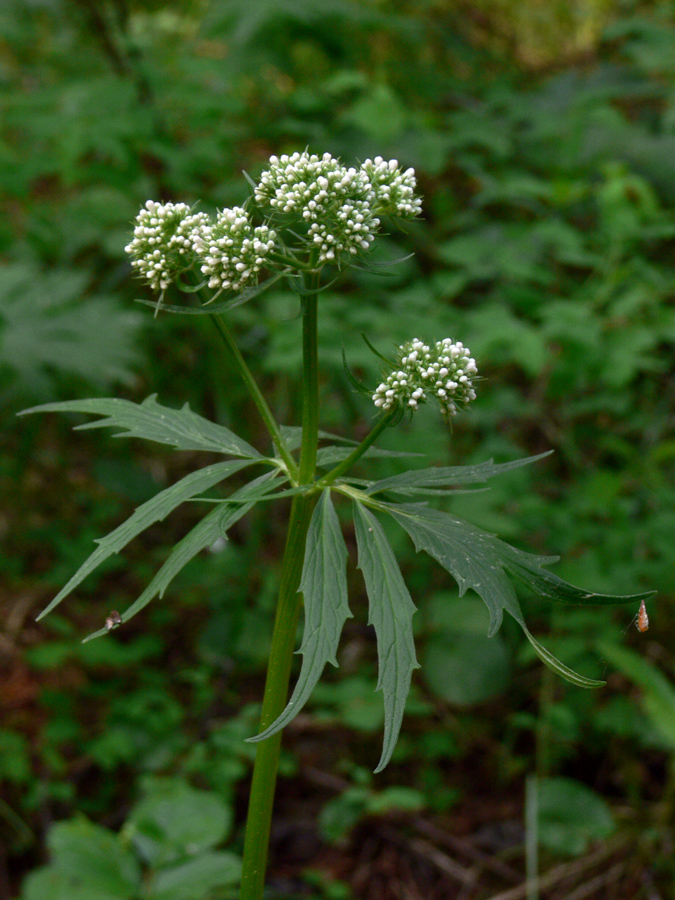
[38, 459, 256, 620]
[248, 490, 351, 743]
[382, 502, 650, 640]
[384, 502, 526, 636]
[353, 502, 420, 772]
[523, 626, 605, 688]
[506, 557, 654, 607]
[366, 452, 554, 496]
[81, 472, 281, 641]
[20, 394, 263, 458]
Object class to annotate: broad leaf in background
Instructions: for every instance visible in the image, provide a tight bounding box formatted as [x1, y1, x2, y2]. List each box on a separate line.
[128, 778, 233, 867]
[21, 394, 263, 458]
[82, 471, 282, 641]
[145, 852, 242, 900]
[536, 777, 615, 856]
[37, 459, 257, 621]
[21, 818, 141, 900]
[0, 263, 141, 403]
[353, 501, 420, 772]
[249, 490, 351, 743]
[599, 641, 675, 750]
[422, 595, 510, 706]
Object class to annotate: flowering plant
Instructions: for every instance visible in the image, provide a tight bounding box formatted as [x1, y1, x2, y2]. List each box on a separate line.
[21, 150, 652, 900]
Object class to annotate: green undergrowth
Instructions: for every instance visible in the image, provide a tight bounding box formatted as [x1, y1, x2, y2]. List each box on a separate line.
[3, 0, 675, 896]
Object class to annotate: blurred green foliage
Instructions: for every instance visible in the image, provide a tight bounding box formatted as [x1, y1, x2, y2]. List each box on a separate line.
[3, 0, 675, 895]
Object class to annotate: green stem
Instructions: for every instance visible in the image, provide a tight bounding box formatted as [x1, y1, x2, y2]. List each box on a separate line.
[239, 277, 322, 900]
[239, 491, 316, 900]
[316, 407, 397, 488]
[209, 314, 298, 482]
[298, 287, 320, 484]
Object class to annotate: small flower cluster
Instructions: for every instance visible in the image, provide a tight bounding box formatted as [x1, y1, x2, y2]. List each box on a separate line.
[255, 151, 380, 263]
[254, 150, 421, 265]
[373, 338, 478, 417]
[361, 156, 422, 218]
[124, 201, 209, 293]
[193, 207, 277, 292]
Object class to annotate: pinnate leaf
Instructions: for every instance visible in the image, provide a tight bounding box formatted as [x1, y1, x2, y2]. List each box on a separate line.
[82, 472, 281, 641]
[383, 502, 527, 636]
[38, 459, 256, 621]
[353, 502, 420, 772]
[381, 501, 647, 687]
[366, 451, 554, 496]
[248, 490, 351, 743]
[21, 394, 263, 458]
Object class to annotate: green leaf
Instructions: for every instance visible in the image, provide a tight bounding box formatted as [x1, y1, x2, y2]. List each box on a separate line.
[81, 472, 280, 641]
[0, 263, 141, 401]
[366, 452, 554, 496]
[598, 641, 675, 748]
[353, 502, 420, 772]
[145, 852, 242, 900]
[384, 503, 652, 636]
[380, 502, 644, 686]
[20, 394, 263, 459]
[128, 778, 232, 867]
[383, 502, 526, 636]
[27, 817, 141, 900]
[38, 459, 257, 620]
[536, 777, 615, 855]
[522, 626, 605, 688]
[248, 490, 351, 743]
[316, 445, 424, 467]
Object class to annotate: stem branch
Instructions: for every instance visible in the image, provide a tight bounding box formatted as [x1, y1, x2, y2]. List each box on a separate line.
[316, 407, 397, 488]
[209, 314, 298, 481]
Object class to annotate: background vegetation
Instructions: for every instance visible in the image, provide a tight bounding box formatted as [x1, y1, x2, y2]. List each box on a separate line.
[2, 0, 675, 897]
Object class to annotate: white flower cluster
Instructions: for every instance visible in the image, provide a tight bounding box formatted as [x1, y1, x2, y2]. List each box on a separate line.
[254, 150, 421, 264]
[193, 207, 277, 292]
[125, 152, 422, 296]
[373, 338, 478, 417]
[361, 156, 422, 218]
[124, 201, 209, 293]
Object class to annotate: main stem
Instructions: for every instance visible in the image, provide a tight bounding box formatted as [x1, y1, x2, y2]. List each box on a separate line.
[239, 285, 320, 900]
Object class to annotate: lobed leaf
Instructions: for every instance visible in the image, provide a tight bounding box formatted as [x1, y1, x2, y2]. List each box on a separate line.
[353, 502, 420, 772]
[248, 490, 351, 743]
[381, 501, 647, 686]
[82, 472, 281, 641]
[383, 502, 526, 636]
[37, 459, 257, 621]
[383, 502, 652, 634]
[366, 451, 554, 496]
[20, 394, 263, 459]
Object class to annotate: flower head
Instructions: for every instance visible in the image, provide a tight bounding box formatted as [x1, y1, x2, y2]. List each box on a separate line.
[373, 338, 478, 418]
[124, 201, 209, 293]
[254, 150, 421, 265]
[193, 207, 277, 292]
[360, 157, 422, 218]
